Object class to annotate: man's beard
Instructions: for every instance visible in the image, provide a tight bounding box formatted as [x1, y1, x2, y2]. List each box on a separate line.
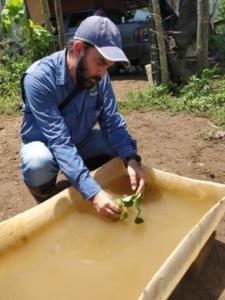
[76, 55, 101, 89]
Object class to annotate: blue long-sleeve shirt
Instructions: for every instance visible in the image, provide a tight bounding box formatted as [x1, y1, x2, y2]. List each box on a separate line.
[21, 49, 136, 199]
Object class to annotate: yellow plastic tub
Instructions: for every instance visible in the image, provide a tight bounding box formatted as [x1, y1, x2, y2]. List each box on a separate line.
[0, 158, 225, 300]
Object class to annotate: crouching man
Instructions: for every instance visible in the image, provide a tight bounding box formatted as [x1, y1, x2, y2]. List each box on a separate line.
[20, 16, 145, 220]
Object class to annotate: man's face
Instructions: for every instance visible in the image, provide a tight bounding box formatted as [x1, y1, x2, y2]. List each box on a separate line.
[75, 47, 114, 89]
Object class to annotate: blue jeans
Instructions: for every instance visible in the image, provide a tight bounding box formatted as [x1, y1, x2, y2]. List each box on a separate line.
[20, 129, 116, 187]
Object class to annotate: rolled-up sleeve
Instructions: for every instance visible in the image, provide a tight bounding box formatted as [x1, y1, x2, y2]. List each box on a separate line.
[23, 73, 101, 199]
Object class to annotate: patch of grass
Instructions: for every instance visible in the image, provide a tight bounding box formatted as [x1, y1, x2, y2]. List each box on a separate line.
[119, 82, 181, 112]
[118, 68, 225, 128]
[0, 55, 31, 114]
[0, 96, 22, 114]
[200, 129, 225, 140]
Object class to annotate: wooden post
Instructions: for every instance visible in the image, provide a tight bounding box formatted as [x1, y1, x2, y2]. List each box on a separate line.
[197, 0, 209, 72]
[54, 0, 64, 49]
[152, 0, 169, 83]
[147, 0, 160, 84]
[40, 0, 52, 33]
[145, 64, 154, 86]
[0, 0, 5, 10]
[23, 0, 31, 20]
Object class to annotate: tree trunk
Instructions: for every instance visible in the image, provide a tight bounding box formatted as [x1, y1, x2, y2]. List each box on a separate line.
[40, 0, 52, 33]
[54, 0, 64, 49]
[0, 0, 6, 10]
[196, 0, 209, 72]
[152, 0, 169, 82]
[148, 0, 160, 84]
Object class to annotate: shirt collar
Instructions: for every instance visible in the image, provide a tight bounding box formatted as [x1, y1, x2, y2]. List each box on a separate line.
[56, 49, 71, 86]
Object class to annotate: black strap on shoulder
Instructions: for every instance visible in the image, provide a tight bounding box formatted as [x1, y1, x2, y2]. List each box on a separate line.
[20, 73, 27, 103]
[21, 73, 79, 111]
[58, 87, 79, 111]
[21, 73, 100, 112]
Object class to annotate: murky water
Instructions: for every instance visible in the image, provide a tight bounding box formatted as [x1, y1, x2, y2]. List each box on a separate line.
[0, 176, 214, 300]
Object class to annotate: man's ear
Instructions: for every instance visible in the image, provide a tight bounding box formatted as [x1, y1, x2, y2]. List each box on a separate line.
[73, 41, 84, 58]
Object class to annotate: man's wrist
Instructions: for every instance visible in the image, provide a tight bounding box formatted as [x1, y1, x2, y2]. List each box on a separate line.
[124, 153, 142, 166]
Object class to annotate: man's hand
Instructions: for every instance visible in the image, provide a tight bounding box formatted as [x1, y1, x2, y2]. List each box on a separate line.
[90, 190, 121, 220]
[127, 159, 146, 193]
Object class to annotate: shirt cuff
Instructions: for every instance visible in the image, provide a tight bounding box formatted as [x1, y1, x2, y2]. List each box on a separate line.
[116, 145, 137, 160]
[76, 175, 102, 200]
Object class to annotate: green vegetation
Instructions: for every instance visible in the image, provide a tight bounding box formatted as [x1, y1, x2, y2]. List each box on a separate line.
[1, 0, 55, 60]
[0, 55, 31, 114]
[0, 0, 55, 114]
[118, 68, 225, 128]
[115, 192, 144, 224]
[215, 0, 225, 33]
[209, 0, 225, 59]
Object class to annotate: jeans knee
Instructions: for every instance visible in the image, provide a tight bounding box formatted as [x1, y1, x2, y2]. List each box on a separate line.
[20, 142, 58, 187]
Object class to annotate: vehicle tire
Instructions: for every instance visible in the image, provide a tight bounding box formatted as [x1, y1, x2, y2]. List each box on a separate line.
[108, 64, 119, 76]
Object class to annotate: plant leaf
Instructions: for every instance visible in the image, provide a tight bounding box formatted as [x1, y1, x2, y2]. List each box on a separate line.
[114, 192, 144, 224]
[135, 217, 144, 224]
[121, 195, 135, 207]
[120, 210, 128, 221]
[114, 198, 123, 207]
[133, 192, 144, 223]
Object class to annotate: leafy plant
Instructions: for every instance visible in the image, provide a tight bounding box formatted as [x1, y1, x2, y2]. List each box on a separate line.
[0, 0, 56, 114]
[215, 0, 225, 33]
[0, 0, 55, 61]
[115, 192, 144, 224]
[1, 0, 24, 34]
[209, 32, 225, 59]
[118, 67, 225, 128]
[181, 68, 217, 100]
[0, 55, 31, 114]
[24, 19, 55, 60]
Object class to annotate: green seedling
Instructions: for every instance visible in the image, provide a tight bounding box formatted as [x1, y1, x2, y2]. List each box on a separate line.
[115, 192, 144, 224]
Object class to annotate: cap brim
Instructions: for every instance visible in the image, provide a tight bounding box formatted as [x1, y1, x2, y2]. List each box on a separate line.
[95, 46, 130, 65]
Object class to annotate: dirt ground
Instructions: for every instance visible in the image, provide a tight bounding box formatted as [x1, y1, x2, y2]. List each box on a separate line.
[0, 74, 225, 299]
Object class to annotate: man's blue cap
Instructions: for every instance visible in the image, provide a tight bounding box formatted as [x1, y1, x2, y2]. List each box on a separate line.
[74, 16, 130, 64]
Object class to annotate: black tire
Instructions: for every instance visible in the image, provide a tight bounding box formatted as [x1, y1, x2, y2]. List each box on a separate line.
[108, 64, 119, 76]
